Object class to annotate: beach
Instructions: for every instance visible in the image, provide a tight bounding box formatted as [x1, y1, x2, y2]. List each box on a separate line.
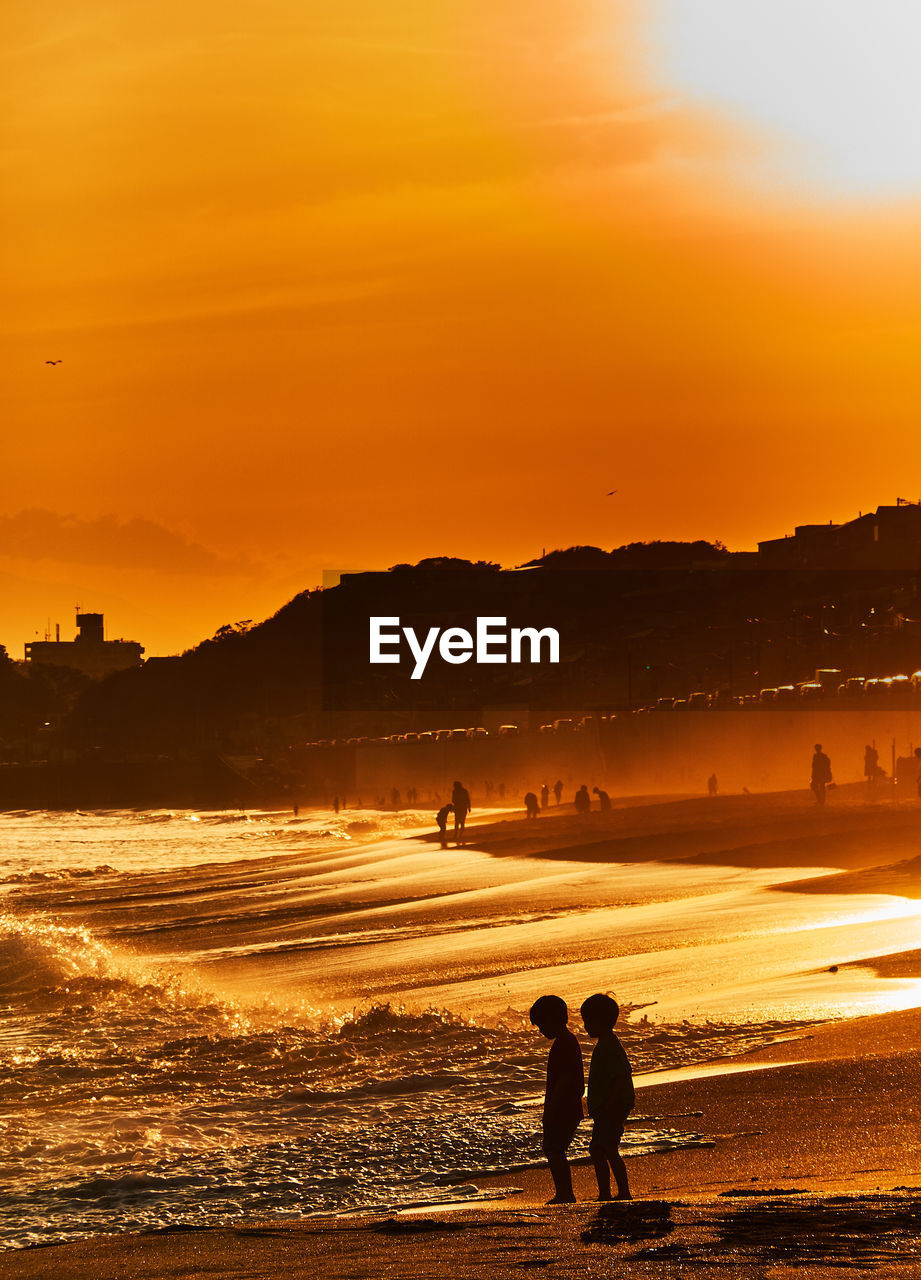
[4, 1004, 919, 1277]
[0, 786, 919, 1274]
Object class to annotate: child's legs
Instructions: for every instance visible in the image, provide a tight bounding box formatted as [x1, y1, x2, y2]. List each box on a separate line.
[606, 1138, 631, 1199]
[590, 1117, 631, 1200]
[588, 1131, 611, 1199]
[547, 1151, 574, 1200]
[542, 1125, 577, 1201]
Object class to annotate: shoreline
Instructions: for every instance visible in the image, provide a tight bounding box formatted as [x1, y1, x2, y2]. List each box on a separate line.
[3, 790, 921, 1275]
[4, 1005, 919, 1276]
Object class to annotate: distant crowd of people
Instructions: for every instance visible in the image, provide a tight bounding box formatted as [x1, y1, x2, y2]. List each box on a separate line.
[523, 782, 612, 819]
[325, 741, 920, 840]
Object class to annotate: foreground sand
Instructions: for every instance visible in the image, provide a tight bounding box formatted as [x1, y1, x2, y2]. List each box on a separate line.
[7, 1005, 919, 1279]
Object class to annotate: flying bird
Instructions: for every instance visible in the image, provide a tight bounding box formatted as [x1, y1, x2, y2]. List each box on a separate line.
[45, 360, 62, 365]
[607, 489, 618, 495]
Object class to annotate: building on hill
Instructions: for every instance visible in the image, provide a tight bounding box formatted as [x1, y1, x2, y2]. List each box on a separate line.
[758, 500, 921, 569]
[24, 613, 144, 679]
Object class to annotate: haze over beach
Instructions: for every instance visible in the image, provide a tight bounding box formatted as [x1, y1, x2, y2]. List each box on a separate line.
[5, 1, 921, 1276]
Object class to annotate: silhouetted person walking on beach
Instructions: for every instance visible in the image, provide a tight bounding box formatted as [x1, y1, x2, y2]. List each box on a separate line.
[593, 787, 612, 813]
[436, 803, 455, 848]
[574, 784, 591, 816]
[540, 783, 550, 810]
[581, 993, 634, 1202]
[707, 773, 718, 798]
[452, 780, 471, 843]
[524, 792, 540, 820]
[553, 780, 563, 805]
[530, 995, 584, 1204]
[811, 744, 832, 805]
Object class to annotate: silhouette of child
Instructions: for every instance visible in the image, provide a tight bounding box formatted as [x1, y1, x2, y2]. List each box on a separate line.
[436, 803, 455, 848]
[580, 993, 635, 1201]
[529, 995, 584, 1204]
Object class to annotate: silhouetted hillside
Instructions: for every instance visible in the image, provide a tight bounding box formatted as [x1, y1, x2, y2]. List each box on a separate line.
[60, 552, 921, 755]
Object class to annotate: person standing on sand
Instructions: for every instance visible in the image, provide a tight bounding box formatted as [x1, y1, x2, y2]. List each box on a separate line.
[553, 780, 564, 805]
[529, 995, 584, 1204]
[540, 783, 550, 809]
[581, 993, 635, 1202]
[435, 803, 454, 848]
[574, 784, 591, 815]
[707, 773, 718, 797]
[451, 780, 471, 843]
[593, 787, 612, 812]
[811, 744, 833, 805]
[524, 792, 540, 819]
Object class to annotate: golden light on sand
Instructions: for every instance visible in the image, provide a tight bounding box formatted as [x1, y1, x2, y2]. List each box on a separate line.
[649, 0, 921, 198]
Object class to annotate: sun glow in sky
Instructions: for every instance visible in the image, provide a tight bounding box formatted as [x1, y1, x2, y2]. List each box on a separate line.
[652, 0, 921, 198]
[6, 1, 921, 653]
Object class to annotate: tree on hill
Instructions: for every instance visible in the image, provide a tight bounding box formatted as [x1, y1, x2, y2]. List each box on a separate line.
[389, 556, 500, 571]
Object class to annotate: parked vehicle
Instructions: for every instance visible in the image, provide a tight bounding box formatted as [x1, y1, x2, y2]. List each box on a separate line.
[797, 682, 824, 700]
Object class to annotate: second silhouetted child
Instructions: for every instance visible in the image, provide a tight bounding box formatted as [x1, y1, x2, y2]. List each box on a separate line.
[580, 992, 635, 1201]
[529, 994, 585, 1203]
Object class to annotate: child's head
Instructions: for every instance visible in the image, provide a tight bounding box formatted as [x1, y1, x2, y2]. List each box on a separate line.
[529, 994, 569, 1039]
[580, 992, 619, 1038]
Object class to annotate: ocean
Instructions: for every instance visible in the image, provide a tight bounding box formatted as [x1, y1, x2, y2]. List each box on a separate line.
[1, 804, 919, 1248]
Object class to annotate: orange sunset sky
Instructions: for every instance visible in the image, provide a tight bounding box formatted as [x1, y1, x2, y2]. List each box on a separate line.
[5, 1, 921, 654]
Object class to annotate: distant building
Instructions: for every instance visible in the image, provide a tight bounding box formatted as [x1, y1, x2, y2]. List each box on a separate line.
[24, 613, 143, 679]
[758, 500, 921, 570]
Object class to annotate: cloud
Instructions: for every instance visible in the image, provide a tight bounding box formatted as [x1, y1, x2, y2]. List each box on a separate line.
[0, 510, 258, 576]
